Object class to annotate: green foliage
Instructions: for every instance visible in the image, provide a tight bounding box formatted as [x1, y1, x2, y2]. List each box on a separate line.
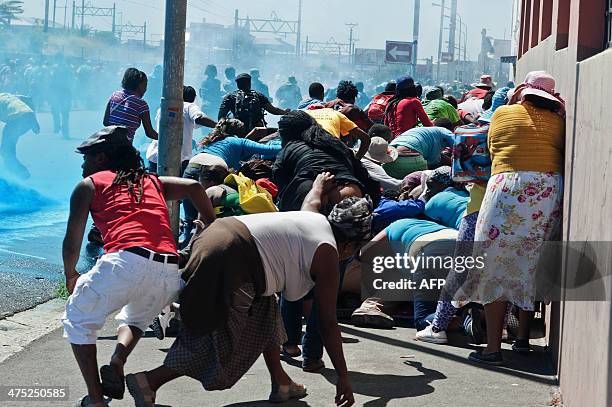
[0, 0, 24, 26]
[55, 281, 70, 300]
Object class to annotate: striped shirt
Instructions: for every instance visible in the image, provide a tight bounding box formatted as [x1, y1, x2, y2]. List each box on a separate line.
[106, 89, 149, 141]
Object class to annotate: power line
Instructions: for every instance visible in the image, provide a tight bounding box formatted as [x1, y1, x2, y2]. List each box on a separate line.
[187, 0, 230, 21]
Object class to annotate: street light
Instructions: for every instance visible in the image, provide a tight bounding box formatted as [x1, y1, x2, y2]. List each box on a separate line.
[432, 1, 445, 82]
[432, 1, 467, 62]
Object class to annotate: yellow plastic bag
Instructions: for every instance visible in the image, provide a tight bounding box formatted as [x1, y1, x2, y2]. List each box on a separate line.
[223, 172, 278, 214]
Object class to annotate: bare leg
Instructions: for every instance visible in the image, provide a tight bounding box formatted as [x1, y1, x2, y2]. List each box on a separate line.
[144, 366, 182, 392]
[263, 349, 293, 386]
[71, 344, 105, 406]
[110, 325, 143, 376]
[483, 301, 507, 354]
[517, 310, 533, 340]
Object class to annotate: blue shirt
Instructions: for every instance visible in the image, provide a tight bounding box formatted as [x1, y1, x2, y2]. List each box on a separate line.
[424, 187, 469, 229]
[391, 126, 455, 165]
[372, 198, 425, 234]
[201, 137, 282, 169]
[386, 218, 449, 253]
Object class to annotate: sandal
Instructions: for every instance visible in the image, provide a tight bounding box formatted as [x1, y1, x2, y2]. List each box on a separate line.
[126, 372, 156, 407]
[269, 382, 307, 403]
[281, 345, 302, 358]
[75, 395, 109, 406]
[100, 364, 125, 399]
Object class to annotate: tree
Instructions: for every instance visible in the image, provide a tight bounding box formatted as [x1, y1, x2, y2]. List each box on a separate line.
[0, 1, 24, 27]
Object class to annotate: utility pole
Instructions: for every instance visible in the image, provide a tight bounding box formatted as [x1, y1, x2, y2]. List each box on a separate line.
[112, 3, 116, 35]
[413, 0, 420, 67]
[346, 23, 358, 64]
[449, 0, 457, 60]
[158, 0, 187, 236]
[44, 0, 50, 32]
[71, 1, 75, 30]
[64, 0, 68, 28]
[143, 21, 147, 49]
[436, 0, 445, 82]
[53, 0, 57, 28]
[80, 0, 85, 35]
[296, 0, 302, 56]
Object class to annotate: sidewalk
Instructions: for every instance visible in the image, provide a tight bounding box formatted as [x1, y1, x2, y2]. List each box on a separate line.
[0, 303, 559, 407]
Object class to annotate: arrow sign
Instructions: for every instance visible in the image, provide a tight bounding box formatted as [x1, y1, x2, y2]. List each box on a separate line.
[385, 41, 414, 64]
[389, 46, 411, 59]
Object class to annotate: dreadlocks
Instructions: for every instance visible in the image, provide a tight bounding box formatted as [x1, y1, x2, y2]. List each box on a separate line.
[106, 145, 149, 203]
[200, 118, 245, 146]
[278, 110, 381, 206]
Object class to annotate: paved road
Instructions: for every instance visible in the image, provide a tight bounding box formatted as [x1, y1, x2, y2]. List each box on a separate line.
[0, 316, 558, 407]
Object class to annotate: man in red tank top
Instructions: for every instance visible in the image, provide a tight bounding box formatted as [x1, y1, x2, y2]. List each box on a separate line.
[61, 126, 215, 407]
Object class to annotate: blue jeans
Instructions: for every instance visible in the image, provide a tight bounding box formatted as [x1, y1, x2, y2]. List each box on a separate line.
[413, 299, 437, 331]
[280, 257, 351, 361]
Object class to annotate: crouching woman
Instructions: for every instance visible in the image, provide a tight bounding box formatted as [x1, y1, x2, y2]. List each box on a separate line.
[126, 172, 370, 407]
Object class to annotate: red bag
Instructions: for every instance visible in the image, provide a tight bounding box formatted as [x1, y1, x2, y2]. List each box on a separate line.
[367, 93, 394, 122]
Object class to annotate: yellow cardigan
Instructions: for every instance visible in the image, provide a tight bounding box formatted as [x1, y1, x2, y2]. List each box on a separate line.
[487, 102, 565, 175]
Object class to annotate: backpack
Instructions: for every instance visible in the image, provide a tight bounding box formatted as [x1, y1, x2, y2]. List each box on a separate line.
[367, 93, 394, 122]
[234, 90, 264, 130]
[451, 124, 492, 183]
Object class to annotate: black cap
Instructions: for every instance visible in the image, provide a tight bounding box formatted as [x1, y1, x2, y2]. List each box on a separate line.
[235, 73, 251, 82]
[76, 126, 131, 154]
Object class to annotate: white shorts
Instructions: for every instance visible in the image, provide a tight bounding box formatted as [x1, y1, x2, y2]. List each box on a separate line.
[61, 250, 182, 345]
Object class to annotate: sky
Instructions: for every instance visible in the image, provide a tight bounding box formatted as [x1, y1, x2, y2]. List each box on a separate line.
[22, 0, 514, 62]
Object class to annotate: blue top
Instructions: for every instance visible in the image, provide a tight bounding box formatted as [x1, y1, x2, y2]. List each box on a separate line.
[201, 137, 282, 169]
[372, 198, 425, 234]
[424, 187, 469, 229]
[386, 218, 449, 252]
[391, 126, 455, 165]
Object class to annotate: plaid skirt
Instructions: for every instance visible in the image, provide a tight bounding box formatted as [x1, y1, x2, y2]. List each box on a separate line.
[164, 284, 287, 391]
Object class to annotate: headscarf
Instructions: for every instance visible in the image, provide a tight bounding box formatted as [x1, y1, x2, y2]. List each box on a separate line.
[400, 171, 424, 194]
[420, 166, 453, 201]
[327, 195, 374, 241]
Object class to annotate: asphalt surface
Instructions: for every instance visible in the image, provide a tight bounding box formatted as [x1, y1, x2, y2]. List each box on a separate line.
[0, 315, 558, 407]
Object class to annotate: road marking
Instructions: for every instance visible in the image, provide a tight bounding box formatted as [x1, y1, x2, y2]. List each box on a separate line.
[0, 248, 46, 260]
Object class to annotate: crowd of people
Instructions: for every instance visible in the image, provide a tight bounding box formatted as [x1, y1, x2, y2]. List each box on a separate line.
[55, 62, 565, 406]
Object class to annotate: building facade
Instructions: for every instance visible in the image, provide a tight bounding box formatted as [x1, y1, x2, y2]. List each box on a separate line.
[514, 1, 612, 406]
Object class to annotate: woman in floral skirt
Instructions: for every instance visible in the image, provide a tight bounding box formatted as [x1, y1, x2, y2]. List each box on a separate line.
[463, 71, 566, 365]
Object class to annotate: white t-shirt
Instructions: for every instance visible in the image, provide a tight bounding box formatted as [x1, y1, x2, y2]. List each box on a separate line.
[458, 98, 484, 117]
[360, 157, 403, 191]
[235, 211, 338, 300]
[147, 102, 206, 163]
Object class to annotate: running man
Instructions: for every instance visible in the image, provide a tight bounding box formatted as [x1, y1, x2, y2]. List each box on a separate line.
[0, 93, 40, 179]
[61, 126, 215, 407]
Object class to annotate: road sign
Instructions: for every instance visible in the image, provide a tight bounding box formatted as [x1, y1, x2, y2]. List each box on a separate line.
[500, 55, 517, 64]
[354, 48, 386, 65]
[441, 52, 454, 63]
[385, 41, 414, 64]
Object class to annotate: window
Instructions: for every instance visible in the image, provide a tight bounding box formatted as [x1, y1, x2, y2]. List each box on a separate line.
[556, 0, 570, 50]
[607, 0, 612, 48]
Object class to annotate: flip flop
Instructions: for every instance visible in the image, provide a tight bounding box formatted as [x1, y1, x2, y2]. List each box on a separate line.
[269, 382, 308, 403]
[126, 372, 156, 407]
[100, 364, 125, 400]
[75, 395, 109, 406]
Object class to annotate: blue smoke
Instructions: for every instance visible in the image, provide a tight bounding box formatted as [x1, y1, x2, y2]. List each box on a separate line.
[0, 176, 55, 214]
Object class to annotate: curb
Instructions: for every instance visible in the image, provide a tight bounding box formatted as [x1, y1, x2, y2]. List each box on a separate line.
[0, 298, 66, 364]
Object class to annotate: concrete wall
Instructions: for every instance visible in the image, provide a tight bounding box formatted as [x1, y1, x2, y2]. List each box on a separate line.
[516, 1, 612, 405]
